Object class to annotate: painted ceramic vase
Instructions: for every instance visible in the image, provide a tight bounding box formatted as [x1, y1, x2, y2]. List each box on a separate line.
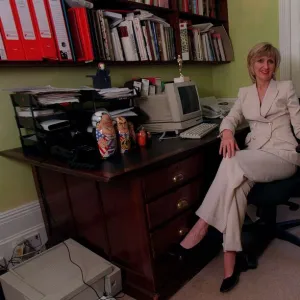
[116, 117, 131, 153]
[95, 111, 117, 159]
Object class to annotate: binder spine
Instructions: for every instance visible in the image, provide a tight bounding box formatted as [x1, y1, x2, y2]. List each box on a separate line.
[0, 0, 19, 41]
[29, 0, 58, 60]
[0, 0, 25, 60]
[11, 0, 42, 60]
[45, 0, 73, 61]
[79, 8, 94, 61]
[0, 26, 8, 60]
[67, 8, 94, 62]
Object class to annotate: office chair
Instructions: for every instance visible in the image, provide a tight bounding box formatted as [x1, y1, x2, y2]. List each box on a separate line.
[242, 145, 300, 269]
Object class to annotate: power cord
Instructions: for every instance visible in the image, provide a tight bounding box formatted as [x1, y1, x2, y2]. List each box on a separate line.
[62, 241, 102, 299]
[62, 241, 125, 300]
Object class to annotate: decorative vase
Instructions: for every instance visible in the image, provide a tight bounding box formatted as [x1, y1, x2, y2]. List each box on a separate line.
[116, 117, 131, 154]
[95, 111, 117, 159]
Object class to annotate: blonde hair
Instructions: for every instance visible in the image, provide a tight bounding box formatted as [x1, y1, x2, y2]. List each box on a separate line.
[247, 42, 281, 83]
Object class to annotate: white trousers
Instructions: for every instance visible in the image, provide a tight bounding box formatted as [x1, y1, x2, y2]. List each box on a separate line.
[196, 150, 297, 252]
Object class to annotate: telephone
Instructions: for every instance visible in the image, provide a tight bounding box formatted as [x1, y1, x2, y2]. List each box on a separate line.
[200, 96, 233, 119]
[202, 104, 222, 119]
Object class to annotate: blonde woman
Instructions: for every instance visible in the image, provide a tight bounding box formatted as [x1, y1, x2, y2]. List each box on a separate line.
[178, 42, 300, 292]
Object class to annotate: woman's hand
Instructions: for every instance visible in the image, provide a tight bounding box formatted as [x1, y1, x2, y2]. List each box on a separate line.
[219, 129, 240, 158]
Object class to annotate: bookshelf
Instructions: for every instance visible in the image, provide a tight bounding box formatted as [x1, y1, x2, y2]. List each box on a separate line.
[0, 0, 231, 66]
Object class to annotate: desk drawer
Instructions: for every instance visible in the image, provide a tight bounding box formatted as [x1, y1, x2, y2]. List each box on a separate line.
[151, 210, 194, 258]
[147, 178, 203, 229]
[143, 154, 203, 200]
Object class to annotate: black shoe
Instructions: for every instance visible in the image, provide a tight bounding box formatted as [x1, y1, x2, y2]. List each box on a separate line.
[220, 259, 241, 293]
[168, 244, 195, 262]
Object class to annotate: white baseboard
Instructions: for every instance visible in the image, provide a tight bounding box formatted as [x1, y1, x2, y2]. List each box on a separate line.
[0, 201, 48, 261]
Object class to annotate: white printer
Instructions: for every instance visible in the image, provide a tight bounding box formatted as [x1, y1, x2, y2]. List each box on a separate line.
[0, 239, 122, 300]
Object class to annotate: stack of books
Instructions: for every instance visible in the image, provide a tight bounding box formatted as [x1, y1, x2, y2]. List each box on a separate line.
[129, 0, 169, 8]
[86, 9, 176, 62]
[179, 22, 233, 62]
[178, 0, 218, 17]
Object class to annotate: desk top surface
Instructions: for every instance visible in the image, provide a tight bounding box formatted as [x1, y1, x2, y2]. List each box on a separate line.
[0, 124, 248, 182]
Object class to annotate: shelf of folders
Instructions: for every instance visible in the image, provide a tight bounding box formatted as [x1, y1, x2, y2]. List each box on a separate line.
[9, 86, 138, 158]
[0, 3, 176, 63]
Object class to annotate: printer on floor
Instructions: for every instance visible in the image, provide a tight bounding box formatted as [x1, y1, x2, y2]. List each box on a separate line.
[0, 239, 122, 300]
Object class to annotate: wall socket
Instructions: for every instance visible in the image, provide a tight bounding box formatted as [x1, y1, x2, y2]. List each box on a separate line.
[26, 233, 42, 249]
[13, 233, 42, 250]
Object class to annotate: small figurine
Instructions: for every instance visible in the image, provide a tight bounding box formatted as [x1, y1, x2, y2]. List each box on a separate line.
[174, 54, 190, 83]
[116, 117, 131, 153]
[90, 62, 112, 89]
[177, 54, 183, 78]
[137, 127, 147, 147]
[95, 111, 117, 159]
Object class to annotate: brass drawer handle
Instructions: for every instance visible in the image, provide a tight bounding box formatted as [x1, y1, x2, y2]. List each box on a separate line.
[177, 198, 189, 210]
[178, 228, 189, 237]
[173, 173, 184, 183]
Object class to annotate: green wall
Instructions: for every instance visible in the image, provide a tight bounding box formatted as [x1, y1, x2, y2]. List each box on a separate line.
[0, 65, 212, 212]
[0, 0, 280, 211]
[212, 0, 279, 97]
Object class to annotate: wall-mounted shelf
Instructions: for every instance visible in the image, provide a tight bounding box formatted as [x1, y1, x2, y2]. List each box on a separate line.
[0, 0, 231, 66]
[0, 60, 230, 67]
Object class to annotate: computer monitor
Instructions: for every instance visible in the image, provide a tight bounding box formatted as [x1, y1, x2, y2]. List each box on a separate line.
[137, 81, 203, 132]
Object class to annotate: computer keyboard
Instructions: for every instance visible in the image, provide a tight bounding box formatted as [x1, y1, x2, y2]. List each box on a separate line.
[180, 122, 218, 139]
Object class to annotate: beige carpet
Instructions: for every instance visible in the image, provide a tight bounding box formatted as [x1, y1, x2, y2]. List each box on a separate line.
[123, 198, 300, 300]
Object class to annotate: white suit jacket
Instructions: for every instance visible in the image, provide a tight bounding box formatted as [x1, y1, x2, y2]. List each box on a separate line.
[219, 79, 300, 166]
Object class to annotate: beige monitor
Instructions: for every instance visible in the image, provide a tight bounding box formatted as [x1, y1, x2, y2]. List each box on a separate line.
[137, 81, 203, 132]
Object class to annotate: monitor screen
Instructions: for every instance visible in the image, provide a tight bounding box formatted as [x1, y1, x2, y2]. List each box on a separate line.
[178, 85, 200, 115]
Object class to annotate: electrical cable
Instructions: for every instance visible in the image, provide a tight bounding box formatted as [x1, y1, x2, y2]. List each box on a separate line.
[62, 241, 102, 299]
[62, 241, 125, 299]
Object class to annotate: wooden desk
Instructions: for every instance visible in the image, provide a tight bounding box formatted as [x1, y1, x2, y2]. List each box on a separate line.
[0, 126, 248, 300]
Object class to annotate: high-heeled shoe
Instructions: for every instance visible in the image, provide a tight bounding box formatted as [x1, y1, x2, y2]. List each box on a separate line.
[167, 244, 195, 262]
[220, 257, 241, 293]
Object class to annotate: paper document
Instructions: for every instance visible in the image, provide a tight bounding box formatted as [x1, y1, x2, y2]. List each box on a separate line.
[1, 85, 53, 92]
[108, 107, 134, 116]
[191, 23, 214, 32]
[98, 87, 135, 99]
[17, 108, 57, 117]
[130, 9, 170, 27]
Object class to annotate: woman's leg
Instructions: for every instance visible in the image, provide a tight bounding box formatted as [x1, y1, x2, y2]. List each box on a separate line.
[222, 179, 254, 278]
[222, 178, 254, 253]
[180, 150, 296, 257]
[180, 151, 249, 249]
[224, 251, 236, 278]
[219, 151, 296, 279]
[180, 218, 208, 249]
[179, 154, 238, 249]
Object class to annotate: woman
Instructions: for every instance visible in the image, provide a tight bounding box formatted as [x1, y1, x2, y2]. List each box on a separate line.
[179, 42, 300, 292]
